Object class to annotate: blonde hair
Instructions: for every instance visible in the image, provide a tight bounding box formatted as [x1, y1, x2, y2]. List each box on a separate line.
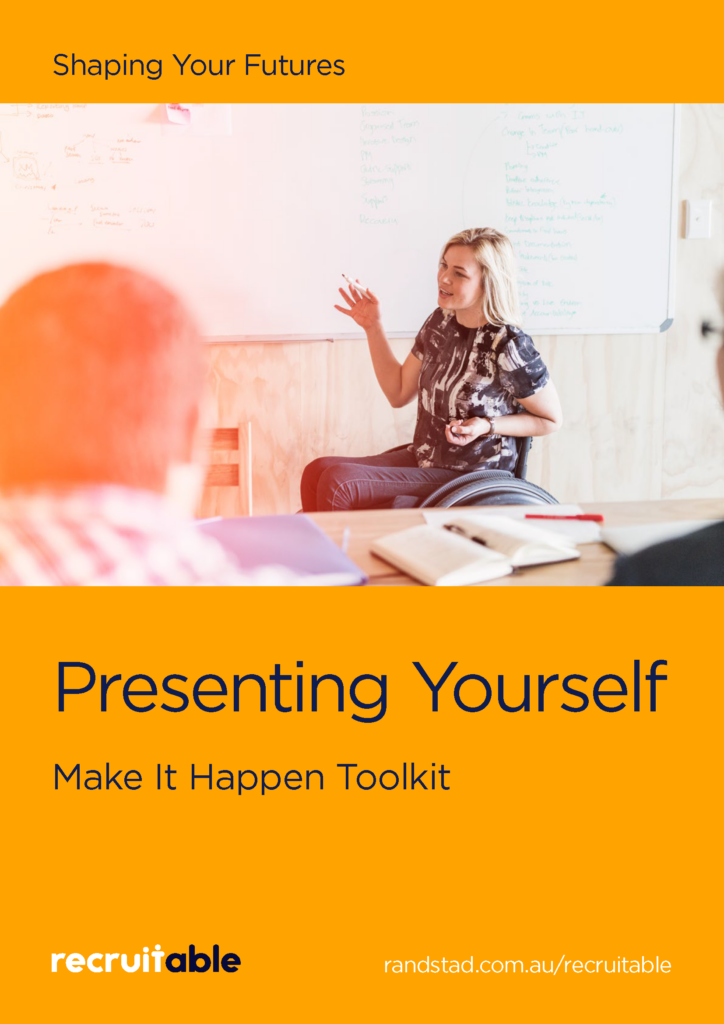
[442, 227, 521, 327]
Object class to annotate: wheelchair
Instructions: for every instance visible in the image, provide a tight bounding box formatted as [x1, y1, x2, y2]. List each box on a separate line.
[387, 437, 558, 509]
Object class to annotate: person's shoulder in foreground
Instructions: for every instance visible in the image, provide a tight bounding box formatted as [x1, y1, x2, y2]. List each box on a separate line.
[608, 521, 724, 586]
[0, 486, 297, 586]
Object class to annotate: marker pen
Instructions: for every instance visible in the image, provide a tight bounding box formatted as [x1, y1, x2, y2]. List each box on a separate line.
[342, 274, 372, 300]
[525, 514, 604, 523]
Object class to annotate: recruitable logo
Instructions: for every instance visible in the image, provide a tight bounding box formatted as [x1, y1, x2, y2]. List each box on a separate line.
[51, 944, 241, 974]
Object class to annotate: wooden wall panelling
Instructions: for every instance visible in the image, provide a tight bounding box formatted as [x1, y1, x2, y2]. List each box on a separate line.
[533, 333, 666, 504]
[299, 337, 417, 465]
[662, 104, 724, 499]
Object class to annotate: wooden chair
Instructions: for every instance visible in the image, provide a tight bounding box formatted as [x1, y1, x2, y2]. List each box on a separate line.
[199, 425, 252, 516]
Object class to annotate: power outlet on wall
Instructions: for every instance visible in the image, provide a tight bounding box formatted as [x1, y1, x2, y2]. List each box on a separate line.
[684, 200, 712, 239]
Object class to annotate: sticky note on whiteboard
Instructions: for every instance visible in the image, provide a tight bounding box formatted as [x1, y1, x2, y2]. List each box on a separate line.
[164, 104, 232, 136]
[166, 103, 193, 126]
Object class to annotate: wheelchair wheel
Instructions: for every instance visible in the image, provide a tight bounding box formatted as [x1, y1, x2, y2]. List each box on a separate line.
[420, 473, 558, 508]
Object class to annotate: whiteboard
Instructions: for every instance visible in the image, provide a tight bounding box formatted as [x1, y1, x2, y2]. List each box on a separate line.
[0, 103, 678, 339]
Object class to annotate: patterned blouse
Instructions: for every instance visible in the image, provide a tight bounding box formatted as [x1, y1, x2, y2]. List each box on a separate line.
[410, 308, 550, 472]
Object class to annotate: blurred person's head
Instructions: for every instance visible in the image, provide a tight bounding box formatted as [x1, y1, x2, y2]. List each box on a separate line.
[0, 263, 202, 493]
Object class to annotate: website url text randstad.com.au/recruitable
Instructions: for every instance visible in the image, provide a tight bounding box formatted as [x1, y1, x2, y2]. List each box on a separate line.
[384, 956, 672, 976]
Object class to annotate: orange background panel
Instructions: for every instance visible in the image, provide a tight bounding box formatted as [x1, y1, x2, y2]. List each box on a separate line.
[1, 587, 719, 1021]
[0, 0, 722, 100]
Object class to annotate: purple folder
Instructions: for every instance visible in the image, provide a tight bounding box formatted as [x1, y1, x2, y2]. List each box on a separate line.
[197, 514, 368, 586]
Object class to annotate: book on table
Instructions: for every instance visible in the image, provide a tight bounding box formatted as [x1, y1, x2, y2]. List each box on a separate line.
[371, 514, 581, 586]
[196, 514, 368, 586]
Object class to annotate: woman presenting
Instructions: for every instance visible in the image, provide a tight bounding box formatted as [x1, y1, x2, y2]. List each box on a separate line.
[301, 227, 562, 512]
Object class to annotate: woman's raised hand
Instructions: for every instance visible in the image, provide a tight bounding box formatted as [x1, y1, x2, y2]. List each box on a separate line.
[334, 281, 382, 331]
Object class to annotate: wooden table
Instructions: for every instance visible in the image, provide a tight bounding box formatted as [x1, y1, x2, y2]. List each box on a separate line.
[310, 498, 724, 586]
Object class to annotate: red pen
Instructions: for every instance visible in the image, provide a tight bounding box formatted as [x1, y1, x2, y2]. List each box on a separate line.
[525, 514, 604, 523]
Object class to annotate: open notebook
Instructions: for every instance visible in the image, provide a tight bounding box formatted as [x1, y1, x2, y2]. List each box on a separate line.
[371, 515, 580, 586]
[422, 503, 602, 544]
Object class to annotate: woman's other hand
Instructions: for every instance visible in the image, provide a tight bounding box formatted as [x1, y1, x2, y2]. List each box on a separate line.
[445, 417, 491, 446]
[334, 282, 382, 331]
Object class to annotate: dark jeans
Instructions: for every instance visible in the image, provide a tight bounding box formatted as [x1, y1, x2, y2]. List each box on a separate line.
[301, 448, 464, 512]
